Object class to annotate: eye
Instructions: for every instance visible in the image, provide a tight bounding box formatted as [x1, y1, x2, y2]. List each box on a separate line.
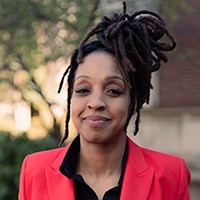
[74, 87, 90, 95]
[106, 88, 123, 97]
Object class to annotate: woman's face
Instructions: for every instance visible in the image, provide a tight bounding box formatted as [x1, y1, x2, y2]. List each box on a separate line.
[71, 51, 130, 144]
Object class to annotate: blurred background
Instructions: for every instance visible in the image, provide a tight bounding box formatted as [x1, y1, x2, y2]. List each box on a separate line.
[0, 0, 199, 199]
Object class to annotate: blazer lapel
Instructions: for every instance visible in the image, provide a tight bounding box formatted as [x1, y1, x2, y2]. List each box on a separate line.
[45, 146, 75, 200]
[120, 138, 155, 200]
[44, 138, 154, 200]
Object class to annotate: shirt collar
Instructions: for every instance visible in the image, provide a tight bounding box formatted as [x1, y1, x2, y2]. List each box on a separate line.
[60, 135, 128, 185]
[60, 135, 80, 178]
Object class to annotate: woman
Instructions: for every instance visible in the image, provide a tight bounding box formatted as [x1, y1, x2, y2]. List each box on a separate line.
[19, 2, 190, 200]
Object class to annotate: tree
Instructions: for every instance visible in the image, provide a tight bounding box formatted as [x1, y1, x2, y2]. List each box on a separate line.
[0, 0, 100, 142]
[0, 131, 57, 199]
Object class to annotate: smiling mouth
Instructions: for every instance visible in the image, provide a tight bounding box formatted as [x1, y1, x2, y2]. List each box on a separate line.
[82, 116, 111, 127]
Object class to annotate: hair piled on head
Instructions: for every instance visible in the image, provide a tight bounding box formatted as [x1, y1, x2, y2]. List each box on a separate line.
[58, 1, 176, 146]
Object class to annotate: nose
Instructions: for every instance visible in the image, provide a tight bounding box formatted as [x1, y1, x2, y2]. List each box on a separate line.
[87, 92, 106, 111]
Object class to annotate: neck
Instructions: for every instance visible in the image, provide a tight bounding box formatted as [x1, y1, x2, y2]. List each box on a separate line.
[77, 133, 127, 177]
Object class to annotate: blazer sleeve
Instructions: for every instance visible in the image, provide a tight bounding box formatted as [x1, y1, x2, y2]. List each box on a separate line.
[177, 158, 191, 200]
[18, 155, 29, 200]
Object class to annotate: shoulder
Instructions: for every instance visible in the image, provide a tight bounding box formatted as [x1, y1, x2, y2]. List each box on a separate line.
[142, 146, 184, 167]
[21, 144, 70, 173]
[25, 147, 64, 163]
[128, 137, 191, 181]
[128, 137, 186, 165]
[126, 138, 191, 198]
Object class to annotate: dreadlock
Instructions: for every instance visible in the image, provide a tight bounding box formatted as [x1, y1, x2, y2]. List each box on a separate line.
[58, 1, 176, 146]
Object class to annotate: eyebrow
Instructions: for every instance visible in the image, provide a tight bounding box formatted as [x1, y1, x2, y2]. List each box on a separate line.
[75, 75, 90, 81]
[75, 75, 125, 83]
[105, 76, 125, 83]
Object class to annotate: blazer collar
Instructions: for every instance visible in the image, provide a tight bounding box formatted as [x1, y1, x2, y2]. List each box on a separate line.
[44, 137, 154, 200]
[120, 137, 155, 200]
[45, 145, 75, 200]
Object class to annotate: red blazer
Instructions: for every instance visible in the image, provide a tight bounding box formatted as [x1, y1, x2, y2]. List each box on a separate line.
[18, 137, 191, 200]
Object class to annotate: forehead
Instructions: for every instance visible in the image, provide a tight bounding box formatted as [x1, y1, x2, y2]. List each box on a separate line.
[75, 51, 123, 78]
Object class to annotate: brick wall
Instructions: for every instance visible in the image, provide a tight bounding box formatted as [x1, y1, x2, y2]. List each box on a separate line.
[159, 0, 200, 107]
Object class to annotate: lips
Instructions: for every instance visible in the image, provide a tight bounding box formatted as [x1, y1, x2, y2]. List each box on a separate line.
[82, 115, 111, 127]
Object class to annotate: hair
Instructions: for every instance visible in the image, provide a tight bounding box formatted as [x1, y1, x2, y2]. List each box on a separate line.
[58, 1, 176, 146]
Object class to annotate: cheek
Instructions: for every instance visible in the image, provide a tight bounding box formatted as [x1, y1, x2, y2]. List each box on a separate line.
[71, 106, 80, 129]
[71, 97, 78, 120]
[113, 97, 130, 119]
[71, 96, 85, 121]
[123, 98, 131, 120]
[124, 95, 131, 113]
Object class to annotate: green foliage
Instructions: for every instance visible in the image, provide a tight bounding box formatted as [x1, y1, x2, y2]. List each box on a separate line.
[0, 131, 57, 200]
[0, 0, 100, 64]
[0, 0, 100, 140]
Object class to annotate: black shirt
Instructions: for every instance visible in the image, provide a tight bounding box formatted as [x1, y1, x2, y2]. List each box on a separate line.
[60, 135, 128, 200]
